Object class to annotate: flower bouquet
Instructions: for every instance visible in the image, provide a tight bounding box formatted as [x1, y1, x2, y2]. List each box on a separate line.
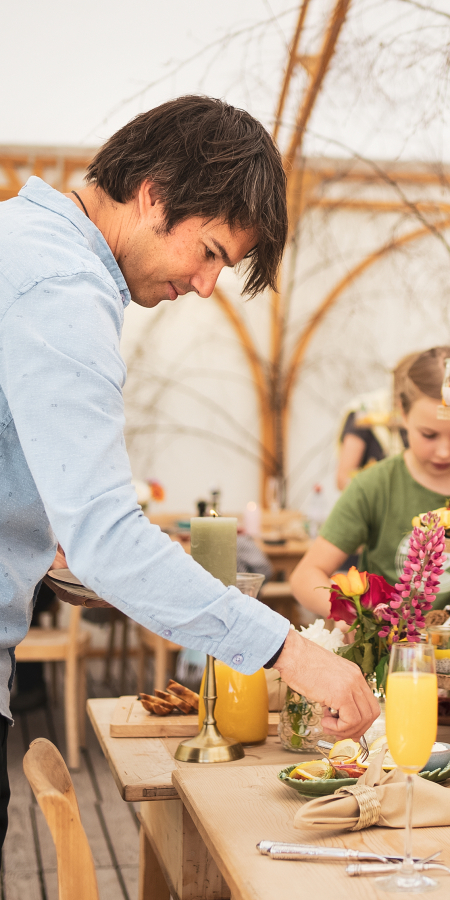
[329, 512, 446, 690]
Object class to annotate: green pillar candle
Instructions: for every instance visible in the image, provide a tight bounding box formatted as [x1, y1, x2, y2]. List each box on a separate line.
[190, 517, 237, 586]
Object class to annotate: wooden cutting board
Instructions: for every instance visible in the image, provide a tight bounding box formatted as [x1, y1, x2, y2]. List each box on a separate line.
[109, 695, 279, 738]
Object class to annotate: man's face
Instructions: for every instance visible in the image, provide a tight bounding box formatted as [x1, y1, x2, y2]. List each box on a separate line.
[118, 183, 256, 308]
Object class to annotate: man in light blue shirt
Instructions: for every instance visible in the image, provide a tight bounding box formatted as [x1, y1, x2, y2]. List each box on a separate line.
[0, 96, 378, 844]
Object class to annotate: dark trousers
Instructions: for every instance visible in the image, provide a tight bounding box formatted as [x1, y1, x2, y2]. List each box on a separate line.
[0, 716, 10, 853]
[16, 582, 55, 694]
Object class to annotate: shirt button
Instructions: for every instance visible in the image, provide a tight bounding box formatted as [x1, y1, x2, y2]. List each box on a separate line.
[232, 653, 244, 665]
[163, 629, 172, 638]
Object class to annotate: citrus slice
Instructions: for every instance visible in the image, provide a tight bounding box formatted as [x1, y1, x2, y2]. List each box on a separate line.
[369, 735, 389, 752]
[357, 736, 396, 769]
[290, 759, 334, 781]
[328, 739, 360, 764]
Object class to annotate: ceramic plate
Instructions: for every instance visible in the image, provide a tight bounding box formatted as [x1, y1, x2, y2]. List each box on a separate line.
[46, 568, 101, 601]
[278, 764, 358, 797]
[278, 760, 450, 797]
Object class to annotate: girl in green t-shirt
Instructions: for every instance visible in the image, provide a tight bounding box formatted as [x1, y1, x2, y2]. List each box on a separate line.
[290, 346, 450, 625]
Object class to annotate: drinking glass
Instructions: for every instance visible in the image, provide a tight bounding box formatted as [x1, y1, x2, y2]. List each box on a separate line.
[378, 643, 438, 893]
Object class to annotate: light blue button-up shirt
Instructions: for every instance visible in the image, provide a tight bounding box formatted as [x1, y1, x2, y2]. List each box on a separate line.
[0, 177, 289, 720]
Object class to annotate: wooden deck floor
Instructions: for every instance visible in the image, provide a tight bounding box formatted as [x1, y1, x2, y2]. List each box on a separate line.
[1, 657, 143, 900]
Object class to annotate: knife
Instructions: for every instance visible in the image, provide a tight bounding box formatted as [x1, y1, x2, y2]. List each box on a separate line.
[347, 859, 449, 877]
[256, 842, 439, 863]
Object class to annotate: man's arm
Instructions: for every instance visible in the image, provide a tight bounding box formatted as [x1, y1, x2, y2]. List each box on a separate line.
[0, 273, 289, 672]
[274, 629, 380, 739]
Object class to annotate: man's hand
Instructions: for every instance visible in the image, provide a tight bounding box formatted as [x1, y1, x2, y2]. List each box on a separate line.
[274, 628, 379, 740]
[46, 544, 113, 609]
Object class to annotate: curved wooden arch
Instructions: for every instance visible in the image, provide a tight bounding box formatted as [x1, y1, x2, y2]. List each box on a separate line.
[282, 218, 450, 410]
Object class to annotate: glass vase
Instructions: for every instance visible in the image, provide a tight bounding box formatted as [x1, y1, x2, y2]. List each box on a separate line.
[278, 687, 335, 752]
[364, 675, 386, 745]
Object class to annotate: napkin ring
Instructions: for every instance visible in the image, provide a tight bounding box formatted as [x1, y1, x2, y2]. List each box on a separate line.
[335, 785, 381, 831]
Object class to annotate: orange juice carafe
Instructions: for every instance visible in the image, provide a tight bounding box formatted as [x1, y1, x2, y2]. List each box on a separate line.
[198, 661, 269, 744]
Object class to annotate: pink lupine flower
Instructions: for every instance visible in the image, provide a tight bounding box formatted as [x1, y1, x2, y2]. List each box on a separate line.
[378, 512, 445, 644]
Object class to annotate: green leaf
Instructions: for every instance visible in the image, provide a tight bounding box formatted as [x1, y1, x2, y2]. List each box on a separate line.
[360, 642, 374, 675]
[375, 655, 389, 691]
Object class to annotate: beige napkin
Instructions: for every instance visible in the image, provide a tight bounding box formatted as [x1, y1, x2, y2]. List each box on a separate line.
[294, 747, 450, 832]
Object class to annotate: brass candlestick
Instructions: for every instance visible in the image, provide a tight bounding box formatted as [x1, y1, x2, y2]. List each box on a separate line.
[174, 654, 244, 763]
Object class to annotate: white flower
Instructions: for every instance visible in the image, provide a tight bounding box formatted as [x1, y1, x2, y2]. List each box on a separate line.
[297, 618, 344, 652]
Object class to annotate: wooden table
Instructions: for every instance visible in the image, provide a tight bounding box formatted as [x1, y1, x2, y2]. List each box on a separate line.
[87, 698, 450, 900]
[255, 537, 310, 580]
[173, 763, 450, 900]
[88, 698, 310, 900]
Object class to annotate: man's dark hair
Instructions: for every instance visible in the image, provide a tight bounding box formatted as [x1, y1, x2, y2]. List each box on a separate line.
[86, 96, 287, 298]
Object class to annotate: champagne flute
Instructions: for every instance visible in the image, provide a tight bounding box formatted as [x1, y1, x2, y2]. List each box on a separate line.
[378, 642, 438, 894]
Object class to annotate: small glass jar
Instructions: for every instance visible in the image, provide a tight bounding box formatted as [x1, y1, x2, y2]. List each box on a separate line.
[427, 626, 450, 674]
[278, 688, 335, 752]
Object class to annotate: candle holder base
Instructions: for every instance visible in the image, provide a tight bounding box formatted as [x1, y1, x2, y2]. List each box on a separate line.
[174, 721, 244, 763]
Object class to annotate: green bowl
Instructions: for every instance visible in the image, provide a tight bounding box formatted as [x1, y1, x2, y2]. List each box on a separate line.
[278, 759, 450, 797]
[278, 764, 358, 797]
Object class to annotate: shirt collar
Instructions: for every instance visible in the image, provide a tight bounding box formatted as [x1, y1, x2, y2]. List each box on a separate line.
[19, 176, 131, 308]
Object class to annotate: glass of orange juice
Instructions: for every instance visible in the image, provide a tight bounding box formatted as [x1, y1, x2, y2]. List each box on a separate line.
[378, 642, 438, 894]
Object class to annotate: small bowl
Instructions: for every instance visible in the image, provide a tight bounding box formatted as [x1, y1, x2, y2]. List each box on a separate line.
[422, 742, 450, 774]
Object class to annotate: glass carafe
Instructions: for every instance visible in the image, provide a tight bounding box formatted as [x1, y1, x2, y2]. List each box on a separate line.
[198, 573, 269, 744]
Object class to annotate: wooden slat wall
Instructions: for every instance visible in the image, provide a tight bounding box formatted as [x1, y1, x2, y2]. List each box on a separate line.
[0, 148, 96, 202]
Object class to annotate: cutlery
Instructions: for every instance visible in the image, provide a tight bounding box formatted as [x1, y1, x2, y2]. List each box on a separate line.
[347, 859, 449, 877]
[256, 842, 440, 864]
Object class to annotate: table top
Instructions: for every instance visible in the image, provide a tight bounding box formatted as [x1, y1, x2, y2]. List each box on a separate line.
[255, 537, 310, 558]
[87, 699, 450, 806]
[87, 697, 320, 802]
[173, 763, 450, 900]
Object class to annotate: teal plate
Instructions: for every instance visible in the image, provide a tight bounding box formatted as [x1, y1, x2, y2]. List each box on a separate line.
[278, 760, 450, 797]
[278, 765, 357, 797]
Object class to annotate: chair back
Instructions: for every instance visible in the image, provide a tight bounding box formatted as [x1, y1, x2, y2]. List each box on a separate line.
[23, 738, 99, 900]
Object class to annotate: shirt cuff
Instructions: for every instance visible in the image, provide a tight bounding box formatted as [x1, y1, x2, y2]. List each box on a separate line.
[263, 640, 286, 669]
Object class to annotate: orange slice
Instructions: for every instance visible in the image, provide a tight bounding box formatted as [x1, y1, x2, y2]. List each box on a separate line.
[328, 739, 360, 764]
[290, 759, 334, 781]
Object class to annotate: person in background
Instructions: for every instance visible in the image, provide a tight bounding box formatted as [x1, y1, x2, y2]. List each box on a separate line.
[290, 347, 450, 627]
[336, 353, 418, 491]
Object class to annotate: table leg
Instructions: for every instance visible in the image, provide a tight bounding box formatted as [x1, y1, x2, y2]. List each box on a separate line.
[140, 799, 230, 900]
[139, 824, 170, 900]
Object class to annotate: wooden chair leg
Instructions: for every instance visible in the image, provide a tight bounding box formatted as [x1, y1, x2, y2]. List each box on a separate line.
[138, 825, 169, 900]
[104, 616, 116, 684]
[65, 655, 79, 770]
[154, 644, 167, 692]
[51, 661, 58, 705]
[78, 657, 87, 748]
[119, 617, 129, 695]
[137, 644, 147, 693]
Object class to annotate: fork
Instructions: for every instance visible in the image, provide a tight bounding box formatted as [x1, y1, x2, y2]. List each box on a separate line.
[324, 709, 370, 763]
[358, 734, 369, 763]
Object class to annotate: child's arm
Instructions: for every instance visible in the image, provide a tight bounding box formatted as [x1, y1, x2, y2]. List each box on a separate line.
[336, 433, 366, 490]
[289, 536, 349, 618]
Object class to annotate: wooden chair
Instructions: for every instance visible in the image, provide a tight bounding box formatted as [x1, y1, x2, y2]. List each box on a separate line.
[15, 605, 90, 769]
[104, 608, 130, 694]
[137, 626, 182, 693]
[23, 737, 99, 900]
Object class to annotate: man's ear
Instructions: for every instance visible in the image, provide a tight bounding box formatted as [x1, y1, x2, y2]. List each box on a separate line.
[137, 179, 164, 220]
